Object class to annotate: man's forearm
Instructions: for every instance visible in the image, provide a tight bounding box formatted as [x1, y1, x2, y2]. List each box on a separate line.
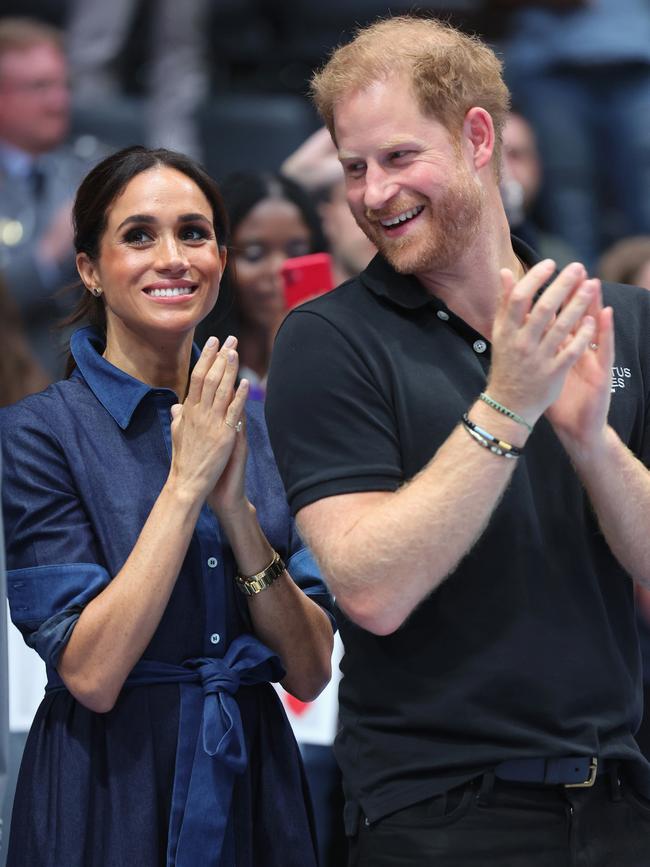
[565, 425, 650, 588]
[299, 400, 527, 634]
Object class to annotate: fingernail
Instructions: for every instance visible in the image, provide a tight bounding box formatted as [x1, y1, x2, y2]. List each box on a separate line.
[204, 336, 217, 349]
[223, 335, 236, 348]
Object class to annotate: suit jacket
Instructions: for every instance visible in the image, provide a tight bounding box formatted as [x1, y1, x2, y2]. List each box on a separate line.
[0, 141, 102, 376]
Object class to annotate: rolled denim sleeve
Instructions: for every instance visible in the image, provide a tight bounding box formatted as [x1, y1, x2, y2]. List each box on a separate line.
[1, 402, 108, 668]
[8, 563, 111, 667]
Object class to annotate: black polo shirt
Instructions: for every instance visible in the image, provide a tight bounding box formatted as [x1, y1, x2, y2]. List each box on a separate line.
[265, 239, 650, 823]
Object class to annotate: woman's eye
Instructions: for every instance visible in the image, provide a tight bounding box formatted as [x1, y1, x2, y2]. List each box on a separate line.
[180, 225, 210, 242]
[124, 228, 153, 245]
[238, 244, 266, 263]
[286, 240, 311, 258]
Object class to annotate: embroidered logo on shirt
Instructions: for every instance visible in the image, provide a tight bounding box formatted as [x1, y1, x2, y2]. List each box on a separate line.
[611, 365, 631, 393]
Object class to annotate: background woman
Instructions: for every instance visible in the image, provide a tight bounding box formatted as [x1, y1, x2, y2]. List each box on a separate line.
[197, 172, 327, 395]
[1, 146, 333, 867]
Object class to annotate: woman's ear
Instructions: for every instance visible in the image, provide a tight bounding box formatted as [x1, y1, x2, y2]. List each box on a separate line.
[219, 246, 228, 273]
[76, 252, 100, 294]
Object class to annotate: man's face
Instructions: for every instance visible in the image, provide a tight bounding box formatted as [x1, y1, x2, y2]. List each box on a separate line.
[501, 113, 541, 211]
[334, 76, 483, 276]
[0, 41, 70, 154]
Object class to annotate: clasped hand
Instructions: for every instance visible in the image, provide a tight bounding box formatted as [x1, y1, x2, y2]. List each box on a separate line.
[488, 259, 614, 449]
[168, 336, 249, 516]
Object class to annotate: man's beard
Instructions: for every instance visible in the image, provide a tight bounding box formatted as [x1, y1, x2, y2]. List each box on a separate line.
[360, 165, 484, 275]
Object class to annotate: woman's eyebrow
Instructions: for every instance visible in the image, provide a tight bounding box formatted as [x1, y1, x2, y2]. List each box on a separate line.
[115, 212, 213, 231]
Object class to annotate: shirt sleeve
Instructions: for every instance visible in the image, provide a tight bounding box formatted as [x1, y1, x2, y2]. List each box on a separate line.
[1, 403, 110, 668]
[265, 308, 403, 515]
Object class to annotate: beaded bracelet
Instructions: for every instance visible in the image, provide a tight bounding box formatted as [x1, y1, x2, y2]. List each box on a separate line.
[462, 414, 523, 459]
[479, 392, 533, 432]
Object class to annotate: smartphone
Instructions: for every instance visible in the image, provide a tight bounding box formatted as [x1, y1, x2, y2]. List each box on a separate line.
[281, 252, 334, 310]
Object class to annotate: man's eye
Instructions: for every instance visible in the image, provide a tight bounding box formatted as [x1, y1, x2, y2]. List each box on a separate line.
[345, 163, 365, 177]
[390, 150, 410, 160]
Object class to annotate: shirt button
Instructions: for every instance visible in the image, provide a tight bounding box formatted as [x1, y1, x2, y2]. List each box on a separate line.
[473, 339, 487, 354]
[210, 633, 220, 645]
[436, 309, 450, 321]
[207, 557, 218, 568]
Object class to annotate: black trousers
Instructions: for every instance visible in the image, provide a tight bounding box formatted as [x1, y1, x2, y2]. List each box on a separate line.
[348, 771, 650, 866]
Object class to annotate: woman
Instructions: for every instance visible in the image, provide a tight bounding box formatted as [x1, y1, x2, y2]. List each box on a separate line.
[197, 173, 327, 395]
[0, 146, 334, 866]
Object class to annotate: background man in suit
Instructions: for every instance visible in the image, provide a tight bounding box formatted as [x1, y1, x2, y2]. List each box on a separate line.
[0, 18, 101, 376]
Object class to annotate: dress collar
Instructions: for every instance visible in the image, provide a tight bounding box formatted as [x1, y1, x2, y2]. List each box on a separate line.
[70, 326, 200, 430]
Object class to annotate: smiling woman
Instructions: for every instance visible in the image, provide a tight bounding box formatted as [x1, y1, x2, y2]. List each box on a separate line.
[0, 146, 334, 867]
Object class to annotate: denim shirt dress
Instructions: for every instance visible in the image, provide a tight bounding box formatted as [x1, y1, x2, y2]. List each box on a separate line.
[1, 326, 333, 867]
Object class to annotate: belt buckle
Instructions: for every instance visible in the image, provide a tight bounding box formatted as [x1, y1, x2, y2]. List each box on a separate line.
[564, 757, 598, 788]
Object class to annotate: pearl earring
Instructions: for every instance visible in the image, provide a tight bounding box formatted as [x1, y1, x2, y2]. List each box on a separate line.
[91, 286, 103, 297]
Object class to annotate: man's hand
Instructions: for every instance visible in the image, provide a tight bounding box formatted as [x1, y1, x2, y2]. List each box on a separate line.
[545, 280, 614, 453]
[487, 260, 598, 428]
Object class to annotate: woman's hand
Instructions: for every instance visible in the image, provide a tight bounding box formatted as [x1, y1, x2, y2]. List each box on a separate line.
[207, 397, 251, 521]
[167, 336, 248, 505]
[487, 260, 598, 428]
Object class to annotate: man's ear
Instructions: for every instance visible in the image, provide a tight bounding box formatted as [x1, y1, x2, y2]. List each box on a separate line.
[463, 107, 495, 172]
[76, 252, 100, 293]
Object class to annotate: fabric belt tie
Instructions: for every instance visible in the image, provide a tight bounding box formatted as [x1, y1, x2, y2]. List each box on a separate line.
[494, 756, 601, 786]
[46, 634, 286, 867]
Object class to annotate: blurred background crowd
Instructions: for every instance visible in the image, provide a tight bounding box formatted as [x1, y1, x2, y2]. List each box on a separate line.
[2, 0, 650, 864]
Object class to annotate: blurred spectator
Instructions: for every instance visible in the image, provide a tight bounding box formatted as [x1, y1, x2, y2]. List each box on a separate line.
[282, 127, 376, 285]
[197, 172, 327, 396]
[0, 275, 49, 408]
[0, 459, 6, 857]
[0, 17, 103, 376]
[598, 235, 650, 289]
[500, 110, 576, 267]
[503, 0, 650, 270]
[66, 0, 209, 159]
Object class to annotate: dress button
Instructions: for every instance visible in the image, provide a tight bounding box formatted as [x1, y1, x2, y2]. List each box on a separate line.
[473, 339, 487, 354]
[207, 557, 218, 568]
[210, 633, 220, 645]
[436, 309, 450, 321]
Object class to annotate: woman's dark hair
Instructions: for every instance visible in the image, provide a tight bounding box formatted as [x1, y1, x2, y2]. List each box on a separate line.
[195, 171, 327, 347]
[220, 172, 327, 254]
[64, 145, 229, 375]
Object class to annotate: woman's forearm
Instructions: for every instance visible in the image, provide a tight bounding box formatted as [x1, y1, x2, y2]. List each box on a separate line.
[219, 501, 333, 702]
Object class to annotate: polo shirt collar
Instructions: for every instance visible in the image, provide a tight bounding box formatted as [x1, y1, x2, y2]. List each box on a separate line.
[359, 235, 541, 310]
[70, 326, 200, 430]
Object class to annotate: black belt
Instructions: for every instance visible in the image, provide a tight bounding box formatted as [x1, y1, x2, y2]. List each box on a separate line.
[494, 756, 601, 788]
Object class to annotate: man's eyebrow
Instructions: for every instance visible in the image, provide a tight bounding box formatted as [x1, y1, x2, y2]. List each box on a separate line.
[115, 212, 213, 231]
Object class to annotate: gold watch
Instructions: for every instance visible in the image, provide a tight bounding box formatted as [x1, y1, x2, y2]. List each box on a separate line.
[235, 550, 286, 596]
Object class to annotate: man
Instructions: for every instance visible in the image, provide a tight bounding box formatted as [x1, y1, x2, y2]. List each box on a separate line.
[282, 127, 377, 285]
[0, 18, 102, 376]
[265, 16, 650, 865]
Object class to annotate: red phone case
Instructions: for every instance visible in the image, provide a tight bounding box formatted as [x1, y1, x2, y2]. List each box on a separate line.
[281, 253, 334, 310]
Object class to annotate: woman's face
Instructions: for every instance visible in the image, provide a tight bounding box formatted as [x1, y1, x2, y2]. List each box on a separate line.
[232, 196, 312, 329]
[78, 166, 226, 347]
